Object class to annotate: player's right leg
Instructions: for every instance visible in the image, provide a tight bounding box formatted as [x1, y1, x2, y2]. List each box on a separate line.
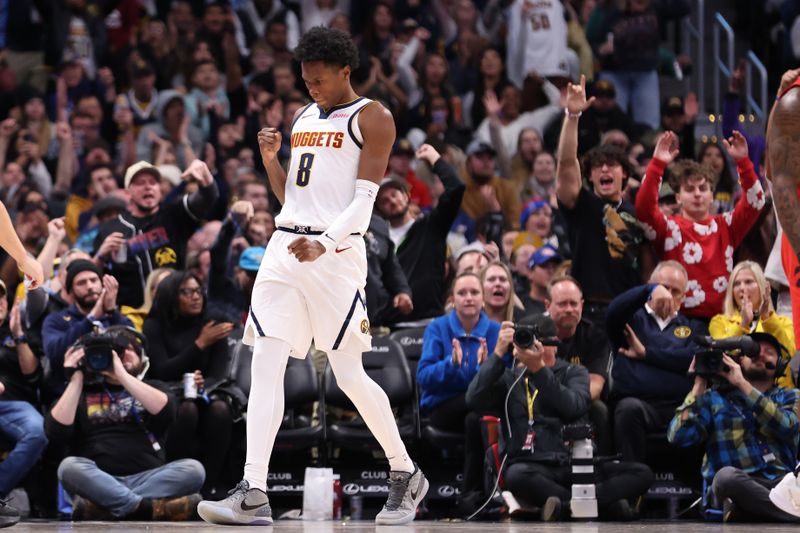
[197, 336, 291, 526]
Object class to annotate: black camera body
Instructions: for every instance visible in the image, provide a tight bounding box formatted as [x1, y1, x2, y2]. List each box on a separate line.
[77, 333, 129, 373]
[693, 350, 729, 378]
[512, 323, 560, 349]
[563, 423, 594, 441]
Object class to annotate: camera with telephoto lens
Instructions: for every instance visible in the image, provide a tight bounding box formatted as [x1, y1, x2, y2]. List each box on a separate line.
[692, 336, 761, 379]
[76, 332, 129, 373]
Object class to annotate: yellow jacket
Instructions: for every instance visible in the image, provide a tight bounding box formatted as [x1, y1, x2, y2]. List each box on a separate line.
[709, 312, 796, 388]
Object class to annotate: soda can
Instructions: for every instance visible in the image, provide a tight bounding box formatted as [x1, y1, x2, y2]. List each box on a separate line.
[183, 372, 197, 399]
[113, 242, 127, 263]
[349, 495, 363, 520]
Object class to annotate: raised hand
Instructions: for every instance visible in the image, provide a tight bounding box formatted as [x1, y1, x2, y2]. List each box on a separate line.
[47, 217, 66, 243]
[653, 131, 680, 164]
[415, 143, 441, 166]
[565, 75, 595, 115]
[181, 159, 214, 186]
[722, 130, 748, 161]
[230, 200, 254, 227]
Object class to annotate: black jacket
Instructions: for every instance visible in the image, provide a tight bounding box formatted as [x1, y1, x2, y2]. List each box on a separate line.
[365, 214, 412, 327]
[382, 158, 465, 325]
[466, 356, 590, 463]
[207, 217, 249, 325]
[94, 183, 219, 308]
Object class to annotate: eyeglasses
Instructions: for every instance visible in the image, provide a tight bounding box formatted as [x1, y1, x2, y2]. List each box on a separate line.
[179, 287, 203, 297]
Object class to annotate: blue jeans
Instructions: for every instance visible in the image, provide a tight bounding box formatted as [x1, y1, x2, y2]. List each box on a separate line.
[600, 69, 660, 130]
[0, 401, 47, 497]
[58, 457, 205, 517]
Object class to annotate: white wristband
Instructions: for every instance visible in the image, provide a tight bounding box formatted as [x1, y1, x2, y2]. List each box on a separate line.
[565, 108, 582, 119]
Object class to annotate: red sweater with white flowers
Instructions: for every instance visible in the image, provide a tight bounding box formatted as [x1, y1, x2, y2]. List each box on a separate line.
[636, 157, 764, 318]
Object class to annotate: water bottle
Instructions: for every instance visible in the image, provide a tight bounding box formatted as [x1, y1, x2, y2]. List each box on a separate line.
[113, 241, 127, 263]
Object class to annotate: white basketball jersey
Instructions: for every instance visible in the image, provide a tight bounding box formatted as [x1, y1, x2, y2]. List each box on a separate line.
[507, 0, 569, 79]
[275, 97, 372, 230]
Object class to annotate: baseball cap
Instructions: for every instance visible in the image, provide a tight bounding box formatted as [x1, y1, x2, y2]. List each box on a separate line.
[517, 313, 557, 339]
[520, 200, 549, 228]
[131, 60, 154, 78]
[378, 177, 408, 195]
[124, 161, 162, 188]
[528, 244, 563, 269]
[93, 196, 128, 217]
[749, 332, 788, 358]
[239, 247, 266, 272]
[593, 79, 616, 99]
[658, 183, 676, 201]
[663, 96, 684, 117]
[391, 139, 415, 156]
[466, 139, 496, 157]
[455, 241, 486, 262]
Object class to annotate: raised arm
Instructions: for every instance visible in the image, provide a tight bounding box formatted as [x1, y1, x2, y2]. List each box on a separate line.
[767, 69, 800, 262]
[556, 75, 595, 209]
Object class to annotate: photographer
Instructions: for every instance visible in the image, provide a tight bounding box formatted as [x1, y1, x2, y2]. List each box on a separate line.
[466, 315, 653, 521]
[667, 333, 800, 522]
[45, 327, 205, 521]
[42, 260, 132, 394]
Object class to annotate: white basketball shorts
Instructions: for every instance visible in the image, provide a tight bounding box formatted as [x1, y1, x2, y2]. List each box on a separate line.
[243, 229, 372, 357]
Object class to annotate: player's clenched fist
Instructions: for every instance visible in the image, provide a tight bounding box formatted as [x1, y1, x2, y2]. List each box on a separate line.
[288, 237, 325, 263]
[258, 127, 282, 163]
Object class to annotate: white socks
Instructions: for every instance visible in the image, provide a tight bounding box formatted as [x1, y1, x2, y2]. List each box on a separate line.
[328, 349, 414, 473]
[243, 336, 291, 492]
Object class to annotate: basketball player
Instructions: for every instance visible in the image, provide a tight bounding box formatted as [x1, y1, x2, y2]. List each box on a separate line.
[0, 202, 43, 289]
[767, 68, 800, 344]
[197, 27, 428, 526]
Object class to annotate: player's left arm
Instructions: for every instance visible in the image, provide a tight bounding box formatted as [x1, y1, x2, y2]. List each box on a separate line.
[287, 103, 395, 263]
[355, 102, 396, 186]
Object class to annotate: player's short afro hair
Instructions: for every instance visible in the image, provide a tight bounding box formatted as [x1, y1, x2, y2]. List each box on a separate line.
[294, 26, 360, 70]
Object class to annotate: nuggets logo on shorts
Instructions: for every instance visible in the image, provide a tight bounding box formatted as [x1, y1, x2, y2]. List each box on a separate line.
[360, 319, 370, 334]
[673, 326, 691, 339]
[155, 246, 177, 266]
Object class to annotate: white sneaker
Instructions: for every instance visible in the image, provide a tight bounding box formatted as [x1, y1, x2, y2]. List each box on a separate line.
[197, 480, 273, 525]
[374, 465, 428, 525]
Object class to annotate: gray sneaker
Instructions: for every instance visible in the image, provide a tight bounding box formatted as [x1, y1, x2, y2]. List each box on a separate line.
[197, 480, 272, 525]
[375, 465, 429, 525]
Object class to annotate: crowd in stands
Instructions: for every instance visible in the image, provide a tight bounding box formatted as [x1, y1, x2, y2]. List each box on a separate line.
[1, 0, 800, 525]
